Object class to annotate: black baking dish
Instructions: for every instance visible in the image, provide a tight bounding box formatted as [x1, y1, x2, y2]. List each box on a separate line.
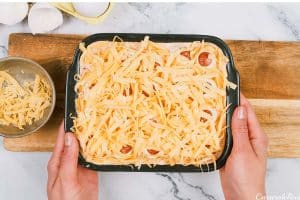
[65, 33, 240, 172]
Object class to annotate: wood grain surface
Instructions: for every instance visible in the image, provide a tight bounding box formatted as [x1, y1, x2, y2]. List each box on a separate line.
[226, 40, 300, 99]
[3, 33, 300, 157]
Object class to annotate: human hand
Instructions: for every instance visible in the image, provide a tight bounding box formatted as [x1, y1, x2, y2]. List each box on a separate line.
[220, 94, 268, 200]
[47, 121, 98, 200]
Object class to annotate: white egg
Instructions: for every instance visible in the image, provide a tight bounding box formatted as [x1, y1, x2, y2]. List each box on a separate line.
[73, 2, 109, 18]
[0, 3, 28, 25]
[28, 3, 63, 34]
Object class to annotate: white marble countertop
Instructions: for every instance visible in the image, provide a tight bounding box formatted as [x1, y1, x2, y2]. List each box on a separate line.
[1, 3, 300, 200]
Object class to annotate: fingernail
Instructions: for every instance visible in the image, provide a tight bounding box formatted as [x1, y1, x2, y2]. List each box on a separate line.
[65, 133, 72, 147]
[238, 106, 246, 120]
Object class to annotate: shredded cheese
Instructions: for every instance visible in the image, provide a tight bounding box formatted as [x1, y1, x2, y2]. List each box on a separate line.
[0, 71, 52, 130]
[73, 36, 236, 167]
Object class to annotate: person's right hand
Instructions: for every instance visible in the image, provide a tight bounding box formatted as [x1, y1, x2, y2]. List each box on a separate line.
[220, 94, 268, 200]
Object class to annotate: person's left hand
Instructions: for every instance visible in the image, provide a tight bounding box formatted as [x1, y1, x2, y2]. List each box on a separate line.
[47, 121, 98, 200]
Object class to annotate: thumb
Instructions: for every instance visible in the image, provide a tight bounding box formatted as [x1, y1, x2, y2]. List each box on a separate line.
[231, 106, 251, 152]
[60, 132, 79, 183]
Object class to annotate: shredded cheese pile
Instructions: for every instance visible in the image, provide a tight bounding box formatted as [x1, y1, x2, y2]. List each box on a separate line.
[0, 71, 52, 130]
[74, 36, 234, 167]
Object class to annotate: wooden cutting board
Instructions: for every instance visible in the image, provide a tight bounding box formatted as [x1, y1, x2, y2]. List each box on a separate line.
[3, 33, 300, 158]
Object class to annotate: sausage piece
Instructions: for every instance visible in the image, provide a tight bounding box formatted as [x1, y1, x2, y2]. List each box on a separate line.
[120, 145, 132, 154]
[180, 50, 191, 60]
[198, 52, 212, 66]
[147, 149, 159, 155]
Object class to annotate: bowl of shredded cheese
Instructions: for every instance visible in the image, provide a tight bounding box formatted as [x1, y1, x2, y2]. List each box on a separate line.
[0, 57, 55, 137]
